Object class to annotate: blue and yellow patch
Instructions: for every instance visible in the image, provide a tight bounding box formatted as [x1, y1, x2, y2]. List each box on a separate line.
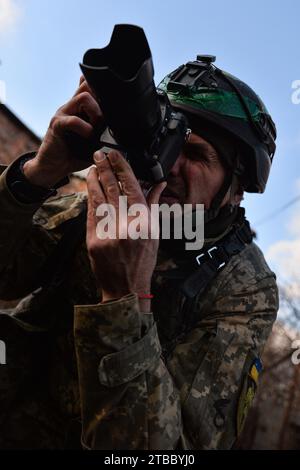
[237, 357, 262, 435]
[249, 358, 263, 385]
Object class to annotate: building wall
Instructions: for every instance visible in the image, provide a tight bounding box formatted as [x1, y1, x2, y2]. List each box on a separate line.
[0, 104, 41, 165]
[0, 103, 87, 195]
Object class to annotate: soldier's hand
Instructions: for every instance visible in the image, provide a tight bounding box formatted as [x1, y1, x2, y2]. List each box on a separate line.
[86, 150, 166, 312]
[23, 77, 105, 188]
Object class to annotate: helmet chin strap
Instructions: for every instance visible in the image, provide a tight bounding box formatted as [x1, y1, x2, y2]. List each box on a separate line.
[202, 136, 245, 224]
[204, 170, 233, 224]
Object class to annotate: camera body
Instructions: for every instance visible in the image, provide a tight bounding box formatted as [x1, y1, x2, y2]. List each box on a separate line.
[80, 24, 189, 183]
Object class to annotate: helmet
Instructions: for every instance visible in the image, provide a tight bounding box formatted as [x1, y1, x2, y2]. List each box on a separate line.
[158, 55, 277, 194]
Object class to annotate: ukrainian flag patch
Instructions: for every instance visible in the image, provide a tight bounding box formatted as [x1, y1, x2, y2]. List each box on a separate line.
[237, 356, 262, 436]
[249, 357, 262, 385]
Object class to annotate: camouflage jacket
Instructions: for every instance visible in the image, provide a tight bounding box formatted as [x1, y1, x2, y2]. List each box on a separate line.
[0, 163, 279, 450]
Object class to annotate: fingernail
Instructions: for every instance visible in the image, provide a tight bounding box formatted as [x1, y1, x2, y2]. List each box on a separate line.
[94, 151, 106, 164]
[108, 151, 120, 163]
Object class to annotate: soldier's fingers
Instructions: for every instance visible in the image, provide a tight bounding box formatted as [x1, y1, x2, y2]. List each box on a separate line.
[86, 167, 98, 233]
[93, 151, 121, 206]
[51, 115, 94, 139]
[87, 165, 106, 208]
[73, 78, 96, 99]
[146, 182, 167, 206]
[86, 166, 107, 232]
[108, 151, 145, 205]
[62, 91, 103, 129]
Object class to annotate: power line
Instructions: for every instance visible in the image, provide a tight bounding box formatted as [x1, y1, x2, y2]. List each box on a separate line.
[254, 194, 300, 227]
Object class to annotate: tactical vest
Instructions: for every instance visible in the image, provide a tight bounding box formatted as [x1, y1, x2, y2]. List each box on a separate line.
[151, 210, 253, 359]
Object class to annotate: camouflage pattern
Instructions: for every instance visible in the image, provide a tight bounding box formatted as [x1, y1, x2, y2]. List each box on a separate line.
[0, 160, 279, 449]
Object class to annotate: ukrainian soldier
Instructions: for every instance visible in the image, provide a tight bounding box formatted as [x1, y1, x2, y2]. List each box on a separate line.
[0, 55, 278, 449]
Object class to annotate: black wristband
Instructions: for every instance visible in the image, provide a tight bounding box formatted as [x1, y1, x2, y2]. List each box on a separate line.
[6, 153, 69, 204]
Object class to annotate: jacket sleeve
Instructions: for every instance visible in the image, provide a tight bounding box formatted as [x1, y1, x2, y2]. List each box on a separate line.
[74, 294, 182, 450]
[74, 265, 279, 450]
[0, 165, 43, 299]
[0, 163, 85, 300]
[0, 310, 49, 416]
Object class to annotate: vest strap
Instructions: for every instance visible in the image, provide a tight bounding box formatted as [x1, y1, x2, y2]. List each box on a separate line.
[181, 219, 253, 299]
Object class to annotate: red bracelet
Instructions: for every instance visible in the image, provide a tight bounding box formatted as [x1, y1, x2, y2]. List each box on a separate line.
[137, 293, 154, 300]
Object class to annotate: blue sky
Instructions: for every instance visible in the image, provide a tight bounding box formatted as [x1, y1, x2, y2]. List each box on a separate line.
[1, 0, 300, 279]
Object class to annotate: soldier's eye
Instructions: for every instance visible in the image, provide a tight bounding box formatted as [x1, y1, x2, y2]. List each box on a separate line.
[184, 143, 210, 164]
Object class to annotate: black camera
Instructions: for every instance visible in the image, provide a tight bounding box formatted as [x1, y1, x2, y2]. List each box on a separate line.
[80, 24, 189, 183]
